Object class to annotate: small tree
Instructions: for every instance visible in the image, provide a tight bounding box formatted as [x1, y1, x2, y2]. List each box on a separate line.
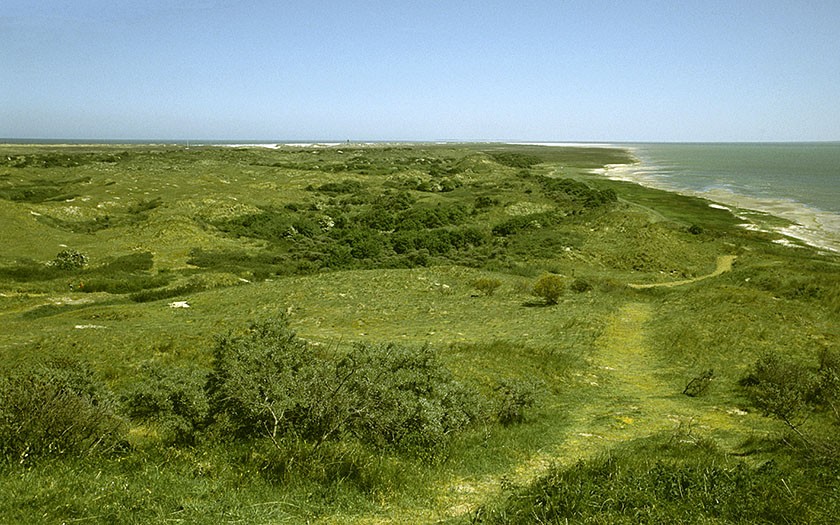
[533, 273, 565, 305]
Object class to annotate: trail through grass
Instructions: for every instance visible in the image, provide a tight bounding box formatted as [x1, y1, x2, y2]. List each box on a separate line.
[385, 299, 764, 523]
[628, 255, 736, 289]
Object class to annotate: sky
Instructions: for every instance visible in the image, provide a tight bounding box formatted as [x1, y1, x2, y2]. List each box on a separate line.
[2, 0, 840, 142]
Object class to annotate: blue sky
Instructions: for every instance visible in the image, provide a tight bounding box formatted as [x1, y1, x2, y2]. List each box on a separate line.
[2, 0, 839, 141]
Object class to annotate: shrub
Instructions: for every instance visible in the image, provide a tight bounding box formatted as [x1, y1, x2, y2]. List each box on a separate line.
[569, 277, 592, 293]
[740, 353, 817, 432]
[206, 318, 484, 454]
[816, 348, 840, 422]
[206, 317, 340, 444]
[121, 363, 209, 445]
[313, 179, 364, 195]
[494, 378, 542, 425]
[533, 273, 565, 305]
[47, 249, 88, 270]
[340, 343, 485, 453]
[473, 277, 502, 296]
[0, 358, 125, 464]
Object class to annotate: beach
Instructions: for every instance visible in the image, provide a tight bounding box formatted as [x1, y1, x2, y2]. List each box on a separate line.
[585, 144, 840, 254]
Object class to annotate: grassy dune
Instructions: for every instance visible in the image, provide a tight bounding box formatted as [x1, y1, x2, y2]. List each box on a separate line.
[0, 143, 838, 523]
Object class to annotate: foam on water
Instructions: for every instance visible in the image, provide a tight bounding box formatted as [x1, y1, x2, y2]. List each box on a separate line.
[596, 143, 840, 253]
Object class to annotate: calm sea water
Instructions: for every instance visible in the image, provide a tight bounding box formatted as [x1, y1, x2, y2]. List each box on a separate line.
[606, 142, 840, 252]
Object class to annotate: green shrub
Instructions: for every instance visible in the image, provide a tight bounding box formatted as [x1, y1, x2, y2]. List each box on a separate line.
[569, 277, 592, 293]
[339, 343, 485, 453]
[206, 318, 484, 454]
[121, 363, 209, 445]
[0, 358, 125, 464]
[312, 179, 364, 194]
[473, 277, 502, 296]
[489, 152, 542, 168]
[99, 252, 154, 273]
[533, 273, 565, 305]
[740, 353, 817, 429]
[206, 317, 340, 444]
[494, 378, 542, 425]
[47, 249, 88, 270]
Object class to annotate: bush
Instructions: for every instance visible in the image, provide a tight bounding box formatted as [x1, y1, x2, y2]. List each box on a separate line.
[206, 317, 337, 443]
[533, 273, 565, 305]
[121, 363, 209, 445]
[47, 249, 88, 270]
[494, 378, 542, 425]
[340, 343, 484, 453]
[569, 277, 592, 293]
[740, 353, 817, 429]
[0, 358, 125, 464]
[473, 277, 502, 296]
[206, 317, 484, 454]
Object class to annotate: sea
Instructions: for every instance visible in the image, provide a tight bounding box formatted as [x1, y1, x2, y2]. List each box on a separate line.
[596, 142, 840, 253]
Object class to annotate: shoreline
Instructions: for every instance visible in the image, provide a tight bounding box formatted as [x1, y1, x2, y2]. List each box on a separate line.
[592, 159, 840, 254]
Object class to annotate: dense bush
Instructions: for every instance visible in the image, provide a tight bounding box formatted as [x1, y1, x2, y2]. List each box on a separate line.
[47, 249, 88, 270]
[741, 351, 840, 456]
[0, 358, 125, 464]
[312, 179, 364, 195]
[494, 378, 542, 425]
[740, 353, 817, 430]
[206, 317, 346, 444]
[492, 211, 561, 236]
[533, 273, 566, 305]
[537, 176, 618, 208]
[206, 318, 485, 454]
[121, 363, 209, 445]
[473, 277, 502, 296]
[339, 343, 484, 452]
[489, 152, 542, 168]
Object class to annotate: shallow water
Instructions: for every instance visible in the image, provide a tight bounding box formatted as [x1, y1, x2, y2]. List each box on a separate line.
[605, 142, 840, 253]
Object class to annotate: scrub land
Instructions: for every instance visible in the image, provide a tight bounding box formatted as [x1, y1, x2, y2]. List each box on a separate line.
[1, 143, 838, 523]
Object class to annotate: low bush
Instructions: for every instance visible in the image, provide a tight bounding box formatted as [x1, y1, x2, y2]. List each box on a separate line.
[494, 378, 542, 425]
[533, 273, 565, 305]
[206, 317, 339, 444]
[0, 358, 125, 464]
[47, 249, 88, 270]
[206, 318, 485, 455]
[473, 277, 502, 296]
[339, 343, 485, 454]
[121, 363, 209, 445]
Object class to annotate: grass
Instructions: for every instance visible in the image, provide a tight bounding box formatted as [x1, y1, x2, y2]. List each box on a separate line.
[1, 142, 838, 523]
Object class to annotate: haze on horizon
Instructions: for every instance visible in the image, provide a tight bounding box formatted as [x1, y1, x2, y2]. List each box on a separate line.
[3, 0, 839, 143]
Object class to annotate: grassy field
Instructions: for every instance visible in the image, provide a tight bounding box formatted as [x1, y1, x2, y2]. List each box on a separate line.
[1, 143, 838, 523]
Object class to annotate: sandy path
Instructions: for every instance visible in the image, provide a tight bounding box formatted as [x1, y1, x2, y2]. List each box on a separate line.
[628, 255, 736, 289]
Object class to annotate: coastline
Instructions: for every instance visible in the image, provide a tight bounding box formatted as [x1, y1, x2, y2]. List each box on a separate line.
[592, 157, 840, 254]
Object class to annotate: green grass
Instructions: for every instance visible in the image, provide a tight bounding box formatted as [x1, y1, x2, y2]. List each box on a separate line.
[1, 143, 838, 523]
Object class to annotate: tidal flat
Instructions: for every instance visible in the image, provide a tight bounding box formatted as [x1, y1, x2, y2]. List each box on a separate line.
[1, 143, 838, 523]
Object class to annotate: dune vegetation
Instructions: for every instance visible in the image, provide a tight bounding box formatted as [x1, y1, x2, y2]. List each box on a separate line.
[0, 143, 838, 523]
